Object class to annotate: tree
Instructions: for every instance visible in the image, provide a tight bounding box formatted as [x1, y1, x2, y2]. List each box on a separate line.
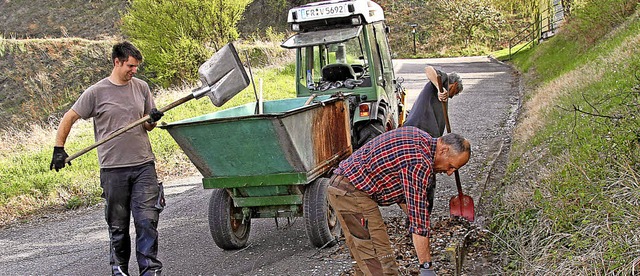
[489, 0, 540, 18]
[440, 0, 504, 48]
[121, 0, 252, 87]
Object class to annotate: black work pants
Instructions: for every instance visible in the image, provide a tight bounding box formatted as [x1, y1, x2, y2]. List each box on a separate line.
[100, 161, 162, 275]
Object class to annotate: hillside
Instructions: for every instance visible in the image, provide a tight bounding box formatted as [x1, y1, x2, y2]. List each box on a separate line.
[0, 0, 294, 130]
[493, 4, 640, 274]
[0, 39, 113, 129]
[0, 0, 125, 130]
[0, 0, 127, 39]
[0, 0, 528, 131]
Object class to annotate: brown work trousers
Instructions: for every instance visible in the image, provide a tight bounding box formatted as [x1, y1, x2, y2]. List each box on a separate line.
[327, 174, 399, 276]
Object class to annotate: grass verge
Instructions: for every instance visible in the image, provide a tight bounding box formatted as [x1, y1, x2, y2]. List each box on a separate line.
[489, 41, 535, 62]
[490, 6, 640, 275]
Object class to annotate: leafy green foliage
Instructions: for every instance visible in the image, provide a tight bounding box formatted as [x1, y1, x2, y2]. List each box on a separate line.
[443, 0, 505, 47]
[489, 0, 539, 18]
[379, 0, 518, 58]
[121, 0, 251, 87]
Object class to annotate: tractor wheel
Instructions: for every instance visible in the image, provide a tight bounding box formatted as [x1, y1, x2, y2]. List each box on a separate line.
[303, 177, 340, 248]
[208, 189, 251, 250]
[355, 121, 384, 148]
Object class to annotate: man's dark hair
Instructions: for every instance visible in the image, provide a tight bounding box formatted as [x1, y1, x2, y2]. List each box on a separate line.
[111, 41, 143, 64]
[441, 133, 471, 155]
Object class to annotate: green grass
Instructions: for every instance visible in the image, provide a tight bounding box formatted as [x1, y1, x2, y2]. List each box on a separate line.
[490, 5, 640, 275]
[511, 15, 640, 82]
[0, 62, 296, 225]
[489, 41, 535, 61]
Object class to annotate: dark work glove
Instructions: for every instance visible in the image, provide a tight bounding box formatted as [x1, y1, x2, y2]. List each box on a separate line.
[50, 146, 71, 172]
[155, 182, 166, 212]
[147, 108, 164, 123]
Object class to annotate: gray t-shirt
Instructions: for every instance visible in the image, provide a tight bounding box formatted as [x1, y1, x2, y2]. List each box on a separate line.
[72, 77, 156, 168]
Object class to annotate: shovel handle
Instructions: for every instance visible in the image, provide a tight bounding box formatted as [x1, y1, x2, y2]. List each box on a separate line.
[437, 76, 465, 198]
[304, 94, 318, 105]
[436, 75, 451, 133]
[454, 171, 463, 196]
[158, 93, 195, 113]
[64, 94, 195, 163]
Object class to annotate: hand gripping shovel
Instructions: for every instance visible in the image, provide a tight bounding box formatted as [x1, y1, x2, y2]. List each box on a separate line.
[65, 43, 250, 163]
[434, 71, 475, 222]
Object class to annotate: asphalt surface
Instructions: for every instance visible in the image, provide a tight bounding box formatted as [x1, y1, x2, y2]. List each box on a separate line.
[0, 56, 519, 275]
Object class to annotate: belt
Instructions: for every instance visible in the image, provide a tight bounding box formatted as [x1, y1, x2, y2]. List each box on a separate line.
[329, 174, 358, 193]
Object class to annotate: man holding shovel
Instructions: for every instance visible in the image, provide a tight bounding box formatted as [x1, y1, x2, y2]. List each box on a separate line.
[402, 66, 464, 218]
[327, 127, 471, 276]
[404, 66, 463, 136]
[405, 66, 474, 223]
[50, 41, 164, 276]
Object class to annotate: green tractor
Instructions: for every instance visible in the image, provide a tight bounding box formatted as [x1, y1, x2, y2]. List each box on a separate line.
[281, 0, 406, 148]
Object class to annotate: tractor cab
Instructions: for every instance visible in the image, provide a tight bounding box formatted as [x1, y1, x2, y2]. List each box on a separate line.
[282, 0, 405, 148]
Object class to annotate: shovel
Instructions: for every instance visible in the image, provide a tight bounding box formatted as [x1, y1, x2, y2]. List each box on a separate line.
[65, 43, 250, 163]
[434, 73, 475, 222]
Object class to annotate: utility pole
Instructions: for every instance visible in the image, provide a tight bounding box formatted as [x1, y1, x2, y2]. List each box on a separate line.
[410, 24, 418, 55]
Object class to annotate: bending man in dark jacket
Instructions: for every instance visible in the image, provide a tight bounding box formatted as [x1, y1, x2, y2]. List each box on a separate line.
[403, 66, 463, 136]
[403, 66, 464, 217]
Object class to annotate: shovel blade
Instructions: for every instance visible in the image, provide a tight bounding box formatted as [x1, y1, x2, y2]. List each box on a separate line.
[449, 194, 475, 222]
[196, 43, 250, 107]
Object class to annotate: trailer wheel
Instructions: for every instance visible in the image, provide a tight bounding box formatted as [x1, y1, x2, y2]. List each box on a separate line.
[355, 121, 384, 148]
[208, 189, 250, 250]
[304, 177, 340, 248]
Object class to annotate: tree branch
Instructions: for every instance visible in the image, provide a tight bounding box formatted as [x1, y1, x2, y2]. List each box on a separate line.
[556, 104, 623, 120]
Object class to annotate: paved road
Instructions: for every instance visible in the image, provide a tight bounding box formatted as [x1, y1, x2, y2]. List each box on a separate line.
[395, 57, 520, 224]
[0, 57, 519, 275]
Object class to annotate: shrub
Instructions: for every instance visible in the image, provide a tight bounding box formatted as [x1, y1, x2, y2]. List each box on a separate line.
[121, 0, 252, 88]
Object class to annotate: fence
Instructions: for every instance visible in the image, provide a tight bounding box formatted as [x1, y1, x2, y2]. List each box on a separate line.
[507, 1, 565, 60]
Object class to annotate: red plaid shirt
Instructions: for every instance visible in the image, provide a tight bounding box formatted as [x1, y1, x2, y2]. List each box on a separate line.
[334, 126, 437, 236]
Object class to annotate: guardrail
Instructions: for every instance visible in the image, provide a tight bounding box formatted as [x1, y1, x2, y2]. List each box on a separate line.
[507, 2, 565, 60]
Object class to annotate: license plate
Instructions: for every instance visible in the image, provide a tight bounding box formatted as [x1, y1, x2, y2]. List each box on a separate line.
[299, 3, 349, 20]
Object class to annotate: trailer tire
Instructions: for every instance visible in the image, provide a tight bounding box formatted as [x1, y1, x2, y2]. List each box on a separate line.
[355, 121, 384, 148]
[304, 177, 340, 248]
[208, 189, 250, 250]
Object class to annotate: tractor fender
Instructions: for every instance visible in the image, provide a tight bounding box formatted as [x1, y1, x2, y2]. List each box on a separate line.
[351, 100, 389, 125]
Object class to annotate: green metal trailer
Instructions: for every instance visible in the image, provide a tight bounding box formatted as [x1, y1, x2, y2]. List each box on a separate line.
[160, 95, 351, 250]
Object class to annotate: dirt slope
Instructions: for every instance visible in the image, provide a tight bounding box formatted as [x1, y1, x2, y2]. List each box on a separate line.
[0, 0, 127, 39]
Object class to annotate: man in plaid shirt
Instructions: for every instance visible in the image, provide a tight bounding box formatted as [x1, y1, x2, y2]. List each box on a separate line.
[328, 126, 471, 276]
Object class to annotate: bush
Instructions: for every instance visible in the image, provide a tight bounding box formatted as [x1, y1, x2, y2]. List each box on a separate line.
[121, 0, 252, 88]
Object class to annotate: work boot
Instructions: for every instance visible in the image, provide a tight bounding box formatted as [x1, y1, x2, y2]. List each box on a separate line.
[420, 268, 437, 276]
[111, 265, 129, 276]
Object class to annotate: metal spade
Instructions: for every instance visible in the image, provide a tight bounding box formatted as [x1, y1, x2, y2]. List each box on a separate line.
[432, 70, 475, 222]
